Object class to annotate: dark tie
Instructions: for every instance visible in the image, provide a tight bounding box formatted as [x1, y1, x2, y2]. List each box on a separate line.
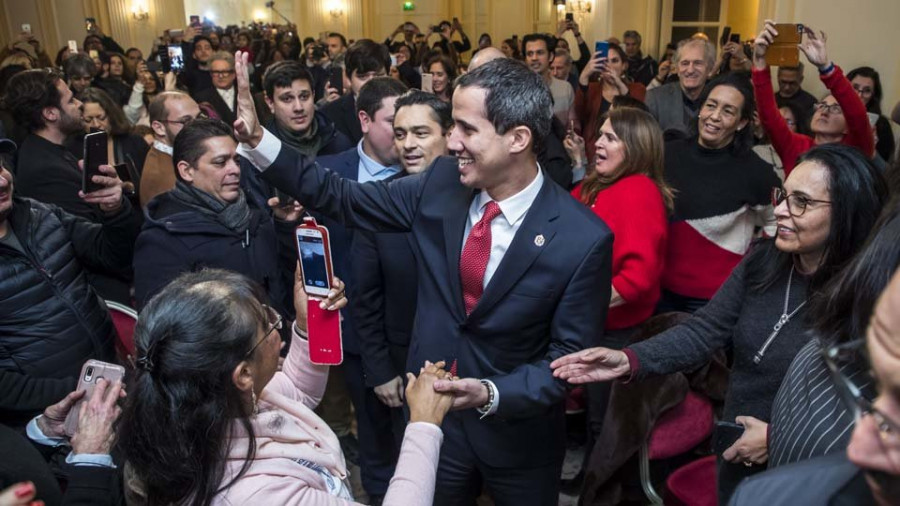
[460, 201, 502, 315]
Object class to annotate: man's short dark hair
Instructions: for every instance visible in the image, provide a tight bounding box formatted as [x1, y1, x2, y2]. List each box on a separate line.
[193, 35, 213, 48]
[262, 61, 315, 98]
[2, 69, 64, 132]
[328, 32, 348, 48]
[64, 54, 96, 79]
[455, 58, 552, 152]
[394, 90, 453, 134]
[623, 30, 642, 44]
[172, 118, 234, 182]
[345, 39, 391, 79]
[521, 33, 556, 54]
[356, 77, 408, 118]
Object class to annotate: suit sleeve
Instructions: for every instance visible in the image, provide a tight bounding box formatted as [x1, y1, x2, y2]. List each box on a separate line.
[489, 231, 613, 419]
[349, 230, 399, 388]
[258, 138, 425, 234]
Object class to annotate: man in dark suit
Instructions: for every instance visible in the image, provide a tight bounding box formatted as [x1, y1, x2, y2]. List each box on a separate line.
[349, 90, 453, 495]
[193, 52, 237, 127]
[320, 39, 391, 144]
[234, 53, 613, 505]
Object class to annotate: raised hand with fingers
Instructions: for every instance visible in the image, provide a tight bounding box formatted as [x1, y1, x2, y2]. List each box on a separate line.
[550, 346, 631, 384]
[233, 51, 263, 147]
[77, 161, 123, 213]
[752, 20, 778, 68]
[267, 196, 304, 222]
[798, 26, 830, 70]
[292, 262, 347, 333]
[70, 378, 123, 455]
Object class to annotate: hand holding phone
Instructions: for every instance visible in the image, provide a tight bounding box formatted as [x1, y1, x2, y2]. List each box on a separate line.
[82, 131, 108, 194]
[296, 224, 334, 298]
[295, 221, 342, 365]
[765, 23, 803, 67]
[64, 360, 126, 437]
[713, 420, 746, 456]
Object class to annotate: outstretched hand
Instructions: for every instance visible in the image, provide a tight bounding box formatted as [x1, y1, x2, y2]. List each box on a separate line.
[233, 51, 263, 147]
[798, 26, 829, 70]
[550, 346, 631, 384]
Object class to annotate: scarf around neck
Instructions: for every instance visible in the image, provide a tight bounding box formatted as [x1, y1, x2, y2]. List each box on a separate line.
[169, 180, 251, 235]
[274, 116, 324, 157]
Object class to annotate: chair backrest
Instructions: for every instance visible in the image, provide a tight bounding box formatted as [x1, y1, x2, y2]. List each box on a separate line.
[105, 300, 138, 364]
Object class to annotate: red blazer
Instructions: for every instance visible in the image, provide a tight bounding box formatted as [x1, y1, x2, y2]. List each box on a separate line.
[572, 174, 667, 329]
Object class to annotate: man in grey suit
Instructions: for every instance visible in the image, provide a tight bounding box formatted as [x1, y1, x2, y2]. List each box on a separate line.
[645, 38, 715, 136]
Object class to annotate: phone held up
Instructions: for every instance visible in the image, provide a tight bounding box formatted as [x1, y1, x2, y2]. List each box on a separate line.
[295, 220, 343, 365]
[82, 130, 108, 194]
[84, 17, 96, 33]
[766, 23, 804, 67]
[64, 360, 125, 437]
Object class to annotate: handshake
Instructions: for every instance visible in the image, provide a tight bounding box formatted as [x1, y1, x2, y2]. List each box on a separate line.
[385, 360, 497, 424]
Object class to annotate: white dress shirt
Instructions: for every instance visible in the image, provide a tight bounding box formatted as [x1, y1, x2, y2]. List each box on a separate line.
[217, 86, 236, 112]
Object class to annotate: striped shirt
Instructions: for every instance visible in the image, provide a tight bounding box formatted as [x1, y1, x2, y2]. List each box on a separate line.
[768, 338, 872, 467]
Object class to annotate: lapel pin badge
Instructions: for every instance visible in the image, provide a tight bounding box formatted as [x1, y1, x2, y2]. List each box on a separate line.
[534, 234, 545, 247]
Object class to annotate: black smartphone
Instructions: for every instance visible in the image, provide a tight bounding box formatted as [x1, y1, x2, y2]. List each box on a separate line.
[157, 44, 170, 73]
[82, 131, 108, 194]
[565, 13, 574, 22]
[730, 33, 741, 44]
[85, 17, 96, 33]
[274, 188, 296, 207]
[190, 15, 201, 27]
[328, 66, 343, 95]
[713, 421, 745, 455]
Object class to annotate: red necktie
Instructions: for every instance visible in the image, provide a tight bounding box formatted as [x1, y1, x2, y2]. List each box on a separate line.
[460, 201, 502, 315]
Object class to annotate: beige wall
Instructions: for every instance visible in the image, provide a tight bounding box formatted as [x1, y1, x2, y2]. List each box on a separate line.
[726, 0, 759, 43]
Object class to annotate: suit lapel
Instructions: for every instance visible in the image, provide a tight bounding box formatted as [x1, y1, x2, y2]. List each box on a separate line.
[469, 179, 559, 319]
[444, 186, 475, 320]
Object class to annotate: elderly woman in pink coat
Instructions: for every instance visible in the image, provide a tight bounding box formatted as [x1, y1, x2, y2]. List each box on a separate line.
[118, 268, 452, 505]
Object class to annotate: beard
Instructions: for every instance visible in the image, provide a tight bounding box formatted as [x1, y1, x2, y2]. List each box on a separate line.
[59, 110, 85, 136]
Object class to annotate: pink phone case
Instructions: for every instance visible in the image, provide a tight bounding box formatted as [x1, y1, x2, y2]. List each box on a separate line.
[64, 360, 125, 437]
[307, 298, 343, 365]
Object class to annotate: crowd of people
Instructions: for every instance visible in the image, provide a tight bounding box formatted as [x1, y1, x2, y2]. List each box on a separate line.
[0, 13, 899, 506]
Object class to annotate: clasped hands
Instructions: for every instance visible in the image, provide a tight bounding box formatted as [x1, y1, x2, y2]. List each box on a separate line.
[403, 360, 492, 425]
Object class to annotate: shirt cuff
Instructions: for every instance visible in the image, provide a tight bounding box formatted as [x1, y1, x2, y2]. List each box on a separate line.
[66, 452, 115, 468]
[477, 379, 500, 418]
[237, 127, 283, 171]
[26, 416, 66, 447]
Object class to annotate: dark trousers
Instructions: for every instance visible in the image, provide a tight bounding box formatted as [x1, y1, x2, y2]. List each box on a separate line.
[584, 327, 635, 471]
[433, 414, 563, 506]
[343, 352, 404, 496]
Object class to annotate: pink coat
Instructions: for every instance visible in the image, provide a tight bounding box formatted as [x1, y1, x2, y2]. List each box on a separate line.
[214, 326, 443, 505]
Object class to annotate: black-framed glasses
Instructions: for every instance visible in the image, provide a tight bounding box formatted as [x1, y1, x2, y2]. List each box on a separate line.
[771, 187, 831, 217]
[822, 339, 899, 441]
[162, 111, 208, 126]
[813, 102, 843, 115]
[245, 304, 283, 358]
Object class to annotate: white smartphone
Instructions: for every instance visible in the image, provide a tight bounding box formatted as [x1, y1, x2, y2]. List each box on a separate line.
[421, 72, 434, 94]
[295, 226, 334, 298]
[68, 40, 78, 54]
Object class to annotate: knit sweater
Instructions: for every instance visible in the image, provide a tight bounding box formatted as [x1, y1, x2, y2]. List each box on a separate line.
[752, 65, 874, 176]
[625, 246, 812, 423]
[662, 138, 779, 299]
[571, 174, 667, 329]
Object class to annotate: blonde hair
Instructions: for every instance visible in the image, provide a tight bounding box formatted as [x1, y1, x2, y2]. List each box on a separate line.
[579, 107, 674, 212]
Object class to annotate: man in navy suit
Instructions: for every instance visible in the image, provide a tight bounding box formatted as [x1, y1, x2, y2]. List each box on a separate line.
[234, 53, 613, 505]
[313, 77, 410, 503]
[349, 89, 453, 489]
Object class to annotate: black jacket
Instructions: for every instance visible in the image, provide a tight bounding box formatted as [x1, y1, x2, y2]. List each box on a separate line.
[193, 85, 238, 127]
[133, 192, 294, 319]
[319, 93, 362, 144]
[0, 197, 137, 427]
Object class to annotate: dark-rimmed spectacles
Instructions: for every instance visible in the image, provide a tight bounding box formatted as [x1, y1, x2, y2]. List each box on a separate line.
[771, 187, 831, 217]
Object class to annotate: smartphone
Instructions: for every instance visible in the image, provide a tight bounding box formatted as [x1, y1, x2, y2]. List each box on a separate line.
[146, 60, 161, 73]
[565, 13, 574, 22]
[157, 44, 170, 73]
[730, 33, 741, 44]
[64, 360, 125, 437]
[595, 40, 609, 59]
[170, 28, 184, 39]
[89, 49, 99, 60]
[390, 54, 398, 67]
[328, 66, 343, 95]
[273, 188, 296, 207]
[720, 26, 732, 47]
[421, 72, 434, 93]
[189, 15, 201, 27]
[167, 45, 184, 73]
[296, 226, 334, 298]
[82, 131, 108, 194]
[68, 40, 78, 54]
[85, 17, 96, 33]
[767, 23, 804, 67]
[713, 421, 746, 455]
[21, 24, 31, 34]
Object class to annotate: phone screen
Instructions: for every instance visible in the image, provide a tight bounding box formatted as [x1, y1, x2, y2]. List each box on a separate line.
[297, 232, 331, 295]
[565, 13, 574, 22]
[167, 45, 184, 73]
[594, 41, 609, 59]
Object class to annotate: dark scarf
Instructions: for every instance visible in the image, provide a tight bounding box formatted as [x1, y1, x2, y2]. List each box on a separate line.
[169, 181, 251, 234]
[274, 116, 324, 157]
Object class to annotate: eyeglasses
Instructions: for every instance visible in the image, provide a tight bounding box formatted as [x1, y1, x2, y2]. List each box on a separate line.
[813, 102, 843, 115]
[771, 187, 831, 217]
[244, 304, 283, 358]
[852, 85, 874, 96]
[162, 111, 208, 126]
[211, 70, 235, 77]
[822, 339, 899, 442]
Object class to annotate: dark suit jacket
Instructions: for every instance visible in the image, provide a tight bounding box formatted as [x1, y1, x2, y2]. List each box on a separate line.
[193, 86, 237, 126]
[350, 172, 418, 388]
[320, 93, 362, 144]
[729, 452, 873, 506]
[262, 149, 614, 468]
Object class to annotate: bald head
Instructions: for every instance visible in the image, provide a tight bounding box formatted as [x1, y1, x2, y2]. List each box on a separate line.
[469, 47, 506, 71]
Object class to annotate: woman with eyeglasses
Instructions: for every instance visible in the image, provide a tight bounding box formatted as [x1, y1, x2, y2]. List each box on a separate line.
[847, 66, 895, 163]
[118, 268, 454, 505]
[552, 145, 887, 502]
[752, 20, 875, 176]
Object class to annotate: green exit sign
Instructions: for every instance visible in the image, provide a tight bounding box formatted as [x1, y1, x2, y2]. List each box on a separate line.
[403, 1, 415, 11]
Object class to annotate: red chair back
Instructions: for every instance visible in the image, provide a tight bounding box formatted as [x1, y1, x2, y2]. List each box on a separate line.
[666, 454, 717, 506]
[105, 300, 138, 363]
[648, 390, 714, 459]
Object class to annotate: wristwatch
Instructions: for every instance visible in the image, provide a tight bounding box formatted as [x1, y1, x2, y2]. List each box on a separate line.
[476, 379, 495, 417]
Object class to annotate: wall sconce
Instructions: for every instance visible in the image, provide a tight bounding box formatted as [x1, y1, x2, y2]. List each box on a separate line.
[570, 0, 592, 15]
[326, 0, 344, 17]
[131, 1, 149, 21]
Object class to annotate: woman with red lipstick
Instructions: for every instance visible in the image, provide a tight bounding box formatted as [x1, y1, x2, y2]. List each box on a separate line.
[554, 144, 888, 502]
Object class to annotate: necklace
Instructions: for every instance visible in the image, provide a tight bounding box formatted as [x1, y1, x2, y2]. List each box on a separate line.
[753, 266, 806, 364]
